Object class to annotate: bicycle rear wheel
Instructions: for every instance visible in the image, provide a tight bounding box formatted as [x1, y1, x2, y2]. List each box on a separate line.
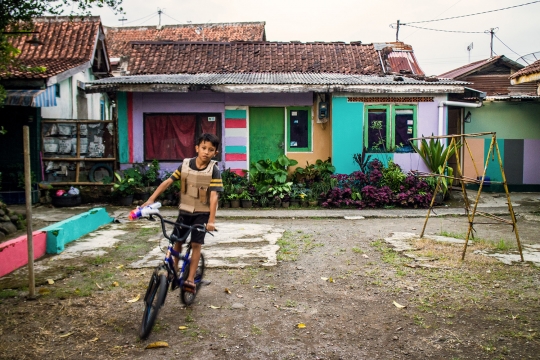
[180, 252, 205, 306]
[139, 273, 168, 339]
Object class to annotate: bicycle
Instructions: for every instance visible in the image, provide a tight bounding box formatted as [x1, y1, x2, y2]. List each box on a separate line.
[139, 209, 213, 340]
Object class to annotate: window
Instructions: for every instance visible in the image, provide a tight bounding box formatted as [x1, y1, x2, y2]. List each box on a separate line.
[143, 113, 221, 161]
[287, 107, 312, 152]
[364, 105, 416, 152]
[55, 84, 60, 97]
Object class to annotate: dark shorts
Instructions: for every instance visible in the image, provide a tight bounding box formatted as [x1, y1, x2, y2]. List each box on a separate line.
[172, 212, 210, 244]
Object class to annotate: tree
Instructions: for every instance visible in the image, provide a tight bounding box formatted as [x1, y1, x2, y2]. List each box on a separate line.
[0, 0, 124, 105]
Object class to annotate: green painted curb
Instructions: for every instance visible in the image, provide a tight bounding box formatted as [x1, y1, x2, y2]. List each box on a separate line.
[42, 208, 113, 254]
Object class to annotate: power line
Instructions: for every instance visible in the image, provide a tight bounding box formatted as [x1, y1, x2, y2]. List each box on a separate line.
[401, 24, 485, 34]
[121, 12, 158, 26]
[494, 34, 522, 58]
[405, 1, 540, 24]
[162, 12, 183, 24]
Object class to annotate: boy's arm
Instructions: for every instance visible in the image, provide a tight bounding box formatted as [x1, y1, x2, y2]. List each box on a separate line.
[141, 178, 173, 207]
[206, 190, 218, 231]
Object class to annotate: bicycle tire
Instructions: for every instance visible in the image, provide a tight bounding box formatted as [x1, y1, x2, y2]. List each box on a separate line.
[180, 252, 205, 306]
[139, 273, 168, 339]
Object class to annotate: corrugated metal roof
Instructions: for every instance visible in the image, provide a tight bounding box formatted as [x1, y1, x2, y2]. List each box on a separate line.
[386, 51, 424, 75]
[486, 95, 540, 101]
[86, 72, 468, 87]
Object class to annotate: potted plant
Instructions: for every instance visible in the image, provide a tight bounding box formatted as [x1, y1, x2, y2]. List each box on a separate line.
[267, 182, 293, 208]
[239, 190, 253, 208]
[228, 193, 240, 208]
[107, 168, 140, 205]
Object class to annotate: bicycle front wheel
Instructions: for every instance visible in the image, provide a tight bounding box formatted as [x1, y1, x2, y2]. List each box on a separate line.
[180, 252, 205, 306]
[139, 273, 168, 339]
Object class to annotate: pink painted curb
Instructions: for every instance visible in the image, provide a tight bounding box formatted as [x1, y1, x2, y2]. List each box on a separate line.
[0, 231, 47, 277]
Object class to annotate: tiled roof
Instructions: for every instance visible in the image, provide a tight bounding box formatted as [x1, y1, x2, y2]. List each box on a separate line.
[1, 16, 102, 80]
[510, 59, 540, 79]
[104, 22, 266, 58]
[125, 42, 384, 75]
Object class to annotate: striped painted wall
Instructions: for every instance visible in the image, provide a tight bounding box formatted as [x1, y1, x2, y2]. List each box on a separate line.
[224, 107, 248, 175]
[463, 138, 540, 185]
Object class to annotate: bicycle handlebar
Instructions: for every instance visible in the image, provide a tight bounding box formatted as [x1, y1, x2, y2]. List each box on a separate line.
[146, 211, 214, 244]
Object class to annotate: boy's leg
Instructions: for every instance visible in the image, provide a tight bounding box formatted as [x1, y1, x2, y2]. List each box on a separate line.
[187, 243, 202, 283]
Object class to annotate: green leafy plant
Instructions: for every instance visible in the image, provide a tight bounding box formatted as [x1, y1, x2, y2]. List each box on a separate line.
[106, 168, 142, 196]
[248, 155, 298, 186]
[238, 190, 253, 201]
[380, 161, 406, 192]
[267, 182, 293, 200]
[410, 137, 460, 196]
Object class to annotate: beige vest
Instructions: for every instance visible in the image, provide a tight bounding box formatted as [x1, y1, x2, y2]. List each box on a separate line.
[178, 158, 216, 213]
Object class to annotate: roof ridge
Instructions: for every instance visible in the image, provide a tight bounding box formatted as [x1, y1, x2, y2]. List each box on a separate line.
[104, 21, 265, 30]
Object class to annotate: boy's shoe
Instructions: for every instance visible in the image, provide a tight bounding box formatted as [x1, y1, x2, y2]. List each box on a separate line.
[183, 280, 196, 294]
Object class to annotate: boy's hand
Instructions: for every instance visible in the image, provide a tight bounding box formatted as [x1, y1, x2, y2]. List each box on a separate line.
[205, 222, 217, 232]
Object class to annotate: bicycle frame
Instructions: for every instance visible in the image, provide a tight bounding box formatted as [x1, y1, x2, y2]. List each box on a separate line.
[147, 212, 209, 290]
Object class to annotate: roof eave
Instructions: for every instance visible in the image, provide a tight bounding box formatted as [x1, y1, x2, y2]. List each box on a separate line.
[85, 83, 465, 94]
[510, 72, 540, 85]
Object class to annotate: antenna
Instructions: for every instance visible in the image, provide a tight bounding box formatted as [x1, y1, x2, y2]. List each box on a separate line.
[467, 42, 473, 63]
[119, 17, 127, 26]
[396, 20, 400, 42]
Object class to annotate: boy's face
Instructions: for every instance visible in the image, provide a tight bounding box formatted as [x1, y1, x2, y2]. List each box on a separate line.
[195, 140, 218, 163]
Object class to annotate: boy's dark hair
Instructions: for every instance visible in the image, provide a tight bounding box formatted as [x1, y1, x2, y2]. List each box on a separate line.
[197, 133, 220, 148]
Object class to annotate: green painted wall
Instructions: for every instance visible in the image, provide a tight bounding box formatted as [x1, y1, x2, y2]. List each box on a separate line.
[117, 92, 129, 163]
[484, 138, 504, 183]
[465, 102, 540, 139]
[331, 97, 364, 174]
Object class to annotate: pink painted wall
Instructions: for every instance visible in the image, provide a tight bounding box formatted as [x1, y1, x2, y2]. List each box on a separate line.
[0, 231, 47, 277]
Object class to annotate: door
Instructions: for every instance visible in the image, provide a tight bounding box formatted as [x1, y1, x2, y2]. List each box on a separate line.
[447, 107, 462, 186]
[249, 107, 285, 164]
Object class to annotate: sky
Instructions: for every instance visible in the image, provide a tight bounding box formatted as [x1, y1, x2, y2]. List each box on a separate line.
[89, 0, 540, 76]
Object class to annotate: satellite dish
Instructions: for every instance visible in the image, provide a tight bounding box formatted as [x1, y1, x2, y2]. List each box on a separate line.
[515, 51, 540, 66]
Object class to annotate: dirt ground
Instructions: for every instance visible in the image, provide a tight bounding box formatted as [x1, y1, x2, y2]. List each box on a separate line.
[0, 215, 539, 360]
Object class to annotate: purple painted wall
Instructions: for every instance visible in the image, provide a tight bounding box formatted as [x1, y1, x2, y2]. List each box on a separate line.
[129, 91, 313, 167]
[417, 99, 441, 138]
[523, 139, 540, 184]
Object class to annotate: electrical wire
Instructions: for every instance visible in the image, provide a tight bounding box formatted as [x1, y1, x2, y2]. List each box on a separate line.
[401, 24, 485, 34]
[162, 12, 184, 24]
[405, 1, 540, 24]
[494, 34, 522, 58]
[121, 12, 158, 26]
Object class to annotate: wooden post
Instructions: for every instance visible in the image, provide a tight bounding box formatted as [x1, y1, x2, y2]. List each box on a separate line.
[23, 126, 35, 297]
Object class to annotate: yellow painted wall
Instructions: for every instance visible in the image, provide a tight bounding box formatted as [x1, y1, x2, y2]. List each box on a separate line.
[286, 100, 332, 172]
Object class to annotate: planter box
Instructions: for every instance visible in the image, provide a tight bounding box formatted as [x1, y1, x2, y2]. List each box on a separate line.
[52, 194, 81, 207]
[0, 190, 39, 205]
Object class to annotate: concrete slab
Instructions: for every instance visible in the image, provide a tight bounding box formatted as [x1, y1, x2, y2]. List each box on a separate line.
[127, 222, 285, 269]
[473, 245, 540, 265]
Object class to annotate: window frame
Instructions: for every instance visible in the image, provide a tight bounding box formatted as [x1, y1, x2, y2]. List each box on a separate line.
[286, 106, 312, 152]
[392, 105, 417, 150]
[143, 112, 222, 162]
[364, 104, 417, 153]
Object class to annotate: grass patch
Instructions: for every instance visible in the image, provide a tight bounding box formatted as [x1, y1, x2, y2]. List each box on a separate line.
[0, 289, 18, 299]
[251, 324, 263, 335]
[352, 247, 364, 254]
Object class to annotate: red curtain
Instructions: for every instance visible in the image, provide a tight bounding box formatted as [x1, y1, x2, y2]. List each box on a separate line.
[145, 115, 197, 160]
[200, 115, 218, 135]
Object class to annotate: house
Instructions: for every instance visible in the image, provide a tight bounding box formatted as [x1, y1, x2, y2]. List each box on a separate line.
[440, 55, 540, 191]
[510, 58, 540, 93]
[85, 40, 468, 176]
[103, 22, 266, 76]
[0, 16, 112, 192]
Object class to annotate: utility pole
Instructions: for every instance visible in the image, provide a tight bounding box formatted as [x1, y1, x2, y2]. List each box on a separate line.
[396, 20, 400, 42]
[489, 28, 495, 57]
[158, 8, 163, 28]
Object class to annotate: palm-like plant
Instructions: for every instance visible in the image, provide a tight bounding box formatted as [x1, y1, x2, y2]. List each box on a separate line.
[410, 137, 460, 196]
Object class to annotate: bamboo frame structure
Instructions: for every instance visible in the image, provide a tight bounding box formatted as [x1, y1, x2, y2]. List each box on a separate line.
[410, 132, 524, 261]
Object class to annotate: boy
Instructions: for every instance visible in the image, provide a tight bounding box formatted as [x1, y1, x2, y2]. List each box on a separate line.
[142, 133, 222, 293]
